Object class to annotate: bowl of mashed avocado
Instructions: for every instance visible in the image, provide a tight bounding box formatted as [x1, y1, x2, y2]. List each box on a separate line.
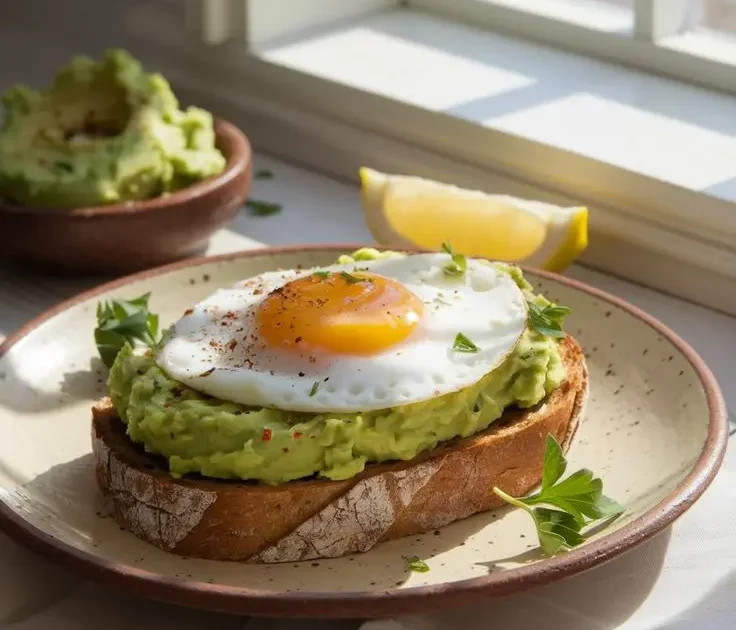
[0, 48, 252, 274]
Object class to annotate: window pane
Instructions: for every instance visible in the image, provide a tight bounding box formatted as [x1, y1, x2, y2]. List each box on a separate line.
[698, 0, 736, 33]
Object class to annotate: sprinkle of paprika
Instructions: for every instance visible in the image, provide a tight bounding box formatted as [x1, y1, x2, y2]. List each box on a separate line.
[294, 432, 302, 439]
[262, 428, 272, 441]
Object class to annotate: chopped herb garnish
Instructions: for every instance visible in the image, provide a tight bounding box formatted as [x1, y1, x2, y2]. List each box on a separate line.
[314, 270, 331, 279]
[405, 555, 430, 573]
[528, 302, 571, 338]
[309, 381, 320, 396]
[255, 168, 274, 180]
[453, 332, 479, 353]
[493, 435, 624, 556]
[94, 293, 160, 368]
[246, 199, 282, 216]
[340, 271, 370, 284]
[54, 160, 74, 173]
[441, 241, 467, 277]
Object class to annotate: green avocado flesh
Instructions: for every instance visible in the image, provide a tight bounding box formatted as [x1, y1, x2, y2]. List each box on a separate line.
[0, 49, 225, 208]
[107, 250, 567, 486]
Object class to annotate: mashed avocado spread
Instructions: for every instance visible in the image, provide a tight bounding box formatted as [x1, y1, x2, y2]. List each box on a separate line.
[0, 49, 225, 208]
[108, 250, 567, 485]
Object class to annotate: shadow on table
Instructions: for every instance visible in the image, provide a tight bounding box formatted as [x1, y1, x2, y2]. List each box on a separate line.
[388, 528, 672, 630]
[652, 570, 736, 630]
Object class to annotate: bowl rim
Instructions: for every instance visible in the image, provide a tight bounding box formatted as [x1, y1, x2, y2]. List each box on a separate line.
[0, 244, 729, 619]
[0, 117, 251, 218]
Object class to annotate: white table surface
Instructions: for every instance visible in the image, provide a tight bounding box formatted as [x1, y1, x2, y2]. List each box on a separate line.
[0, 154, 734, 630]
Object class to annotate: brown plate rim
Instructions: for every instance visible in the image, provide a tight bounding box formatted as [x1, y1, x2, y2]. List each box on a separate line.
[0, 118, 251, 218]
[0, 244, 729, 619]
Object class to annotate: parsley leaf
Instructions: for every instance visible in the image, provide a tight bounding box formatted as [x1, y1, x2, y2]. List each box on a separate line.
[441, 241, 467, 277]
[535, 508, 585, 555]
[340, 271, 371, 284]
[255, 168, 274, 180]
[309, 381, 320, 397]
[405, 555, 430, 573]
[54, 160, 74, 173]
[527, 302, 571, 338]
[453, 332, 480, 353]
[246, 199, 282, 216]
[94, 293, 160, 368]
[541, 433, 567, 490]
[314, 270, 331, 279]
[493, 435, 624, 556]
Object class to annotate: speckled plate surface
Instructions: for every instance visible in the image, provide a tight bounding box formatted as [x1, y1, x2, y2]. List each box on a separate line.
[0, 246, 728, 619]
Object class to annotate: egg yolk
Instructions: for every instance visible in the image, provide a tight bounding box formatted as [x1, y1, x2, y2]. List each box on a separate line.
[255, 271, 424, 355]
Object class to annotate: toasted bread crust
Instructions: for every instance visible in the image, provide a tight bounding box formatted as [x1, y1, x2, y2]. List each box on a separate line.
[92, 336, 587, 562]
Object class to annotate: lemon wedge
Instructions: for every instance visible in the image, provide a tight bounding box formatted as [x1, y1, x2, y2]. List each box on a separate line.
[359, 167, 588, 272]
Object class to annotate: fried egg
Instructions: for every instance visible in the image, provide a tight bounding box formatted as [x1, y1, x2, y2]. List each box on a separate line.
[156, 253, 528, 412]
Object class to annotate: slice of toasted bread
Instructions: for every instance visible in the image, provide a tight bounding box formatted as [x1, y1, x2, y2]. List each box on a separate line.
[91, 335, 587, 563]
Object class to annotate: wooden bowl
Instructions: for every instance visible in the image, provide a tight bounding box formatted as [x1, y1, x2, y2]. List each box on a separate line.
[0, 119, 252, 275]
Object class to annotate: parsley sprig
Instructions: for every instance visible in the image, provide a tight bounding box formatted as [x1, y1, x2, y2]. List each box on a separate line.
[527, 302, 570, 338]
[493, 435, 624, 556]
[94, 293, 160, 368]
[441, 241, 467, 277]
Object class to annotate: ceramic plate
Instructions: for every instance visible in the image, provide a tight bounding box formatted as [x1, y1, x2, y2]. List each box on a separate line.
[0, 246, 728, 618]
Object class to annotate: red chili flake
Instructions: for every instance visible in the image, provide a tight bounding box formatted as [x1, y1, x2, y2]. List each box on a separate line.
[293, 432, 302, 439]
[262, 428, 272, 441]
[227, 340, 238, 350]
[183, 308, 193, 316]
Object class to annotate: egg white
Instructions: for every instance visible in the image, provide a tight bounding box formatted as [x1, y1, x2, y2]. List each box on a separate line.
[156, 253, 528, 412]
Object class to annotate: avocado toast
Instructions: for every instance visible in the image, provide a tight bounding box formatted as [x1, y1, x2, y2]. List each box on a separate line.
[90, 248, 589, 562]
